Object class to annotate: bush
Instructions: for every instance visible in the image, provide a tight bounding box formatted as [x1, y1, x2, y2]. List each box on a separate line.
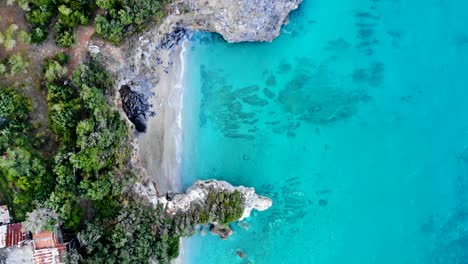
[18, 30, 31, 44]
[8, 54, 29, 75]
[26, 0, 93, 45]
[31, 27, 48, 43]
[0, 88, 53, 220]
[93, 0, 166, 44]
[55, 26, 76, 47]
[44, 60, 67, 82]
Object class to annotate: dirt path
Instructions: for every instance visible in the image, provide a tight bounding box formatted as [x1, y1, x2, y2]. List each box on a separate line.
[69, 25, 95, 72]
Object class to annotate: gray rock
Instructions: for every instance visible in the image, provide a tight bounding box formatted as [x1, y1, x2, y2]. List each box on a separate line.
[168, 0, 303, 42]
[209, 224, 233, 240]
[158, 180, 273, 221]
[119, 85, 152, 132]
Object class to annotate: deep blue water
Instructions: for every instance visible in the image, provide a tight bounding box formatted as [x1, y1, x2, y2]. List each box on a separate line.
[181, 0, 468, 263]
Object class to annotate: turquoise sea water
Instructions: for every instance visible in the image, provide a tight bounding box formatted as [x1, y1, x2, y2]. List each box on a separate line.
[181, 0, 468, 263]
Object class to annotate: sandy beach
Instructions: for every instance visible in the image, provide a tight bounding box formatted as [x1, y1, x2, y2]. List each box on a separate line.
[135, 41, 187, 195]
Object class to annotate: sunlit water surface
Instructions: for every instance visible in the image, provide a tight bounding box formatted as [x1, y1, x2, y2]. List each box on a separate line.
[181, 0, 468, 263]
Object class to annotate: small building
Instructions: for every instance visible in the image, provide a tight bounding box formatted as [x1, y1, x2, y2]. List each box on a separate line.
[0, 206, 68, 263]
[32, 231, 67, 264]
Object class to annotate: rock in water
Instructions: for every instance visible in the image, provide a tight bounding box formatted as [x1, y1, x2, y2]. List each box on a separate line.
[158, 180, 273, 220]
[210, 224, 233, 240]
[236, 250, 246, 259]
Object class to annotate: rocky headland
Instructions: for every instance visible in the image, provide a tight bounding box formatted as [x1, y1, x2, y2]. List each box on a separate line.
[95, 0, 301, 243]
[160, 180, 273, 220]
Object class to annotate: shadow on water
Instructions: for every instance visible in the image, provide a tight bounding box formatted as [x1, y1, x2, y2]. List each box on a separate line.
[426, 147, 468, 263]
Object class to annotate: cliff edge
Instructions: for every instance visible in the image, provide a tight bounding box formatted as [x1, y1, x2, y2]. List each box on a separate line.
[165, 0, 303, 42]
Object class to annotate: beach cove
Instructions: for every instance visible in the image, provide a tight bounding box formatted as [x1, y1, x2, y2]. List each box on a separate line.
[118, 0, 468, 263]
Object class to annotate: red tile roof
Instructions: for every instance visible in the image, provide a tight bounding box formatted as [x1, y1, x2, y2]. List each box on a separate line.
[33, 231, 56, 249]
[5, 223, 25, 247]
[32, 231, 67, 264]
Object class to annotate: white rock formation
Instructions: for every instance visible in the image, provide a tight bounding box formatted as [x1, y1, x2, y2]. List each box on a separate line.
[167, 0, 304, 42]
[157, 180, 272, 221]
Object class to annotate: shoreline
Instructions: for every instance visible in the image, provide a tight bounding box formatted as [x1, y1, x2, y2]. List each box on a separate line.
[136, 40, 188, 195]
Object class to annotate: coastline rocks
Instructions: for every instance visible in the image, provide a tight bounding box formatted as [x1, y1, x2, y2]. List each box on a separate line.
[168, 0, 304, 42]
[209, 224, 233, 240]
[158, 27, 188, 50]
[119, 85, 151, 132]
[158, 180, 272, 221]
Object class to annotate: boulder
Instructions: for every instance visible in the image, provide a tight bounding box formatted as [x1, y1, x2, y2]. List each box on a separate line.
[210, 224, 233, 240]
[119, 85, 151, 132]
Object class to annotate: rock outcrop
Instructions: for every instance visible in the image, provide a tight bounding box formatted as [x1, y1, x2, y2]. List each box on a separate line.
[209, 224, 233, 240]
[158, 180, 272, 220]
[119, 85, 152, 132]
[167, 0, 303, 42]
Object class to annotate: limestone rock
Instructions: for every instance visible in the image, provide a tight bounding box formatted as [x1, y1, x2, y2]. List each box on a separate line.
[168, 0, 304, 42]
[157, 180, 272, 221]
[209, 224, 233, 240]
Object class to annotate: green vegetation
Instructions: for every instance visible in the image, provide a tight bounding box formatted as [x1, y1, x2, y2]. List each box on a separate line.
[0, 22, 31, 78]
[94, 0, 167, 44]
[40, 53, 131, 231]
[0, 53, 29, 77]
[19, 0, 168, 47]
[7, 53, 30, 75]
[73, 189, 244, 264]
[7, 0, 30, 10]
[0, 87, 54, 220]
[26, 0, 93, 46]
[1, 2, 250, 260]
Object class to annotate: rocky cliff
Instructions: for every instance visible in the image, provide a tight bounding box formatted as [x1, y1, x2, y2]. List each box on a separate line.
[159, 180, 272, 221]
[166, 0, 303, 42]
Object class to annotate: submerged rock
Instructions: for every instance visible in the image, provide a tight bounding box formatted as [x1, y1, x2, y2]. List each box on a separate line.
[210, 224, 233, 240]
[236, 250, 246, 259]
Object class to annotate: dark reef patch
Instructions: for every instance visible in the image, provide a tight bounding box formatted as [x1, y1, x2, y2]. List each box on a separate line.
[266, 75, 277, 86]
[199, 59, 371, 138]
[352, 61, 384, 87]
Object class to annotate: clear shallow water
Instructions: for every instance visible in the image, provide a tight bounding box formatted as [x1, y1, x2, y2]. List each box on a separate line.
[181, 0, 468, 263]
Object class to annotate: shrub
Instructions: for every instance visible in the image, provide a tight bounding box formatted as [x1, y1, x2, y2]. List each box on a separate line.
[8, 54, 29, 75]
[54, 25, 76, 47]
[18, 30, 31, 44]
[31, 27, 48, 43]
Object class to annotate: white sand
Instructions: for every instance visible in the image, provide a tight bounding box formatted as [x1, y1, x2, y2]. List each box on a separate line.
[136, 41, 187, 195]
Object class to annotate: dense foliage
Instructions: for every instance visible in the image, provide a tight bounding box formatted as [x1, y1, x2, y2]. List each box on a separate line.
[94, 0, 167, 44]
[19, 0, 167, 47]
[26, 0, 94, 46]
[0, 23, 31, 77]
[40, 53, 131, 231]
[73, 189, 244, 264]
[0, 87, 53, 220]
